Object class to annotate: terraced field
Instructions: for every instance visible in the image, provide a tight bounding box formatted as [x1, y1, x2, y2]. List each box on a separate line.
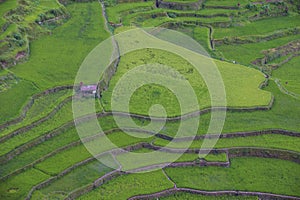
[0, 0, 299, 200]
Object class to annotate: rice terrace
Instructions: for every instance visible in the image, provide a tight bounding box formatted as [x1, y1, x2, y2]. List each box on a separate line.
[0, 0, 300, 199]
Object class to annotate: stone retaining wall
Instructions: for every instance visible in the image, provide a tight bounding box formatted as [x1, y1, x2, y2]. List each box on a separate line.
[0, 86, 73, 130]
[157, 0, 204, 10]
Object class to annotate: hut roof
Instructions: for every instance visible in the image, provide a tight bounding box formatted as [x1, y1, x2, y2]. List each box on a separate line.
[80, 85, 97, 92]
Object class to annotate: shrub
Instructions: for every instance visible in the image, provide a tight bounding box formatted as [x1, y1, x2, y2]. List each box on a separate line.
[167, 12, 176, 18]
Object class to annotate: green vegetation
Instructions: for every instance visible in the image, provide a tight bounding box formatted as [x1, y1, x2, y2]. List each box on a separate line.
[152, 81, 300, 137]
[0, 1, 108, 129]
[161, 193, 258, 200]
[217, 34, 300, 65]
[32, 161, 112, 199]
[0, 78, 38, 124]
[214, 15, 300, 39]
[0, 126, 79, 178]
[0, 0, 68, 65]
[0, 88, 71, 134]
[10, 2, 109, 89]
[78, 170, 173, 200]
[106, 1, 153, 23]
[205, 0, 249, 7]
[0, 101, 73, 155]
[0, 168, 49, 200]
[101, 48, 271, 116]
[273, 56, 300, 95]
[0, 0, 17, 28]
[165, 157, 300, 196]
[154, 134, 300, 152]
[34, 131, 153, 175]
[0, 0, 299, 199]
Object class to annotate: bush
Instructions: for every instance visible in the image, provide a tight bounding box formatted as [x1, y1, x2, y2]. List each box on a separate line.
[246, 3, 258, 11]
[167, 12, 176, 18]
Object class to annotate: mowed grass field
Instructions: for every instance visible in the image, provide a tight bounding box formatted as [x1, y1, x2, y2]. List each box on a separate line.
[0, 0, 299, 199]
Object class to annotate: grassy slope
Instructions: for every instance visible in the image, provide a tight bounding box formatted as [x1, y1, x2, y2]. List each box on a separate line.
[0, 1, 109, 125]
[101, 48, 270, 116]
[214, 15, 300, 39]
[0, 89, 71, 134]
[34, 131, 153, 175]
[32, 161, 112, 200]
[0, 168, 50, 200]
[154, 134, 300, 152]
[0, 0, 17, 27]
[217, 34, 300, 65]
[10, 2, 109, 90]
[0, 79, 38, 124]
[165, 157, 300, 196]
[161, 193, 258, 200]
[0, 1, 299, 200]
[77, 170, 173, 200]
[205, 0, 249, 7]
[152, 81, 300, 137]
[272, 56, 300, 95]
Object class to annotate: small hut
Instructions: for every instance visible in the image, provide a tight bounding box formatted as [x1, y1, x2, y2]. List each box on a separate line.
[79, 82, 98, 97]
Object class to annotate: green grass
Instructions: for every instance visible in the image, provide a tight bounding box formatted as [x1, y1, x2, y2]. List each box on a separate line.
[117, 150, 195, 171]
[122, 9, 232, 26]
[10, 2, 109, 90]
[0, 1, 108, 131]
[165, 157, 300, 196]
[217, 34, 300, 65]
[0, 168, 50, 200]
[160, 25, 211, 52]
[193, 26, 211, 50]
[214, 15, 300, 39]
[77, 170, 173, 200]
[205, 0, 249, 7]
[141, 16, 231, 27]
[0, 89, 72, 135]
[106, 1, 153, 23]
[34, 131, 153, 175]
[0, 95, 104, 156]
[116, 148, 227, 171]
[0, 2, 299, 200]
[31, 161, 112, 199]
[0, 0, 17, 28]
[154, 134, 300, 152]
[101, 48, 271, 116]
[203, 152, 227, 162]
[23, 0, 63, 23]
[165, 0, 199, 3]
[0, 79, 38, 124]
[26, 90, 72, 121]
[0, 126, 80, 178]
[273, 56, 300, 95]
[161, 192, 258, 200]
[144, 81, 300, 137]
[0, 101, 73, 156]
